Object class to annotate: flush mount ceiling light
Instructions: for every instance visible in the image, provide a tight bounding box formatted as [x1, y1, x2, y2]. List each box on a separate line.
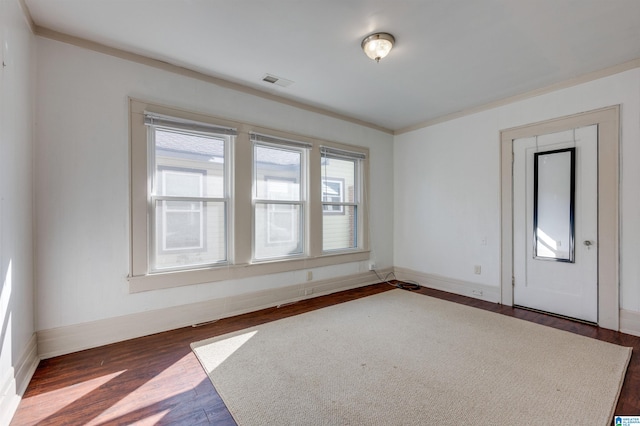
[361, 32, 395, 62]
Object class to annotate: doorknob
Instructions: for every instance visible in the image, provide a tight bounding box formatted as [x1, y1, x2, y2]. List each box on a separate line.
[584, 240, 594, 247]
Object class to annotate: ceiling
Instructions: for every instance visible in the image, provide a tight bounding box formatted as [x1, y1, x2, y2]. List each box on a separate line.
[24, 0, 640, 132]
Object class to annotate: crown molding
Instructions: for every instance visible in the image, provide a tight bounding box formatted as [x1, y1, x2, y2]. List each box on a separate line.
[33, 25, 393, 135]
[17, 0, 35, 33]
[28, 22, 640, 138]
[394, 57, 640, 136]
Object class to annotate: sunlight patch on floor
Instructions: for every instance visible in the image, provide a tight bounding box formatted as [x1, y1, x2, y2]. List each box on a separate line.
[84, 353, 197, 425]
[19, 370, 127, 419]
[196, 330, 258, 372]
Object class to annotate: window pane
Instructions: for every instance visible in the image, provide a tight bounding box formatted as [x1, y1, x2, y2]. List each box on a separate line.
[323, 205, 357, 251]
[163, 171, 202, 197]
[255, 145, 300, 200]
[322, 155, 358, 251]
[254, 203, 302, 259]
[322, 157, 355, 202]
[155, 128, 225, 198]
[165, 210, 201, 250]
[153, 200, 226, 270]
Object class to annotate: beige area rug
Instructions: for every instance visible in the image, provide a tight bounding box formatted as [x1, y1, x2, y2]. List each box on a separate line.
[191, 289, 631, 425]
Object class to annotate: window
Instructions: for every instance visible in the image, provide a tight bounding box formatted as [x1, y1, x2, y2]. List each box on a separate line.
[129, 99, 370, 292]
[321, 147, 364, 252]
[146, 114, 234, 272]
[252, 133, 310, 260]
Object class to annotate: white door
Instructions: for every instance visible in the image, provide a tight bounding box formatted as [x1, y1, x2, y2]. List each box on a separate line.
[513, 125, 598, 323]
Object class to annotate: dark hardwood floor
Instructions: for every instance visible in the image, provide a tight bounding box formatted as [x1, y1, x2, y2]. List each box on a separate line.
[11, 283, 640, 425]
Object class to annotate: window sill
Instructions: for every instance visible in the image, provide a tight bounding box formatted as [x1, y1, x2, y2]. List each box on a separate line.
[128, 250, 370, 293]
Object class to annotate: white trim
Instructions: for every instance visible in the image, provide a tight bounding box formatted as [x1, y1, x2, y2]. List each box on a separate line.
[0, 333, 39, 426]
[14, 334, 38, 397]
[35, 26, 392, 134]
[31, 22, 640, 135]
[620, 309, 640, 338]
[393, 267, 501, 303]
[395, 58, 640, 135]
[17, 0, 36, 33]
[38, 269, 391, 359]
[500, 106, 620, 331]
[129, 250, 370, 292]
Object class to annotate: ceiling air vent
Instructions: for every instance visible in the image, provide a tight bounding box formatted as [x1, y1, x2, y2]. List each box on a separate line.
[261, 73, 294, 87]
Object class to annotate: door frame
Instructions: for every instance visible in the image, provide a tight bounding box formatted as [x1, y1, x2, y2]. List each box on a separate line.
[500, 106, 620, 330]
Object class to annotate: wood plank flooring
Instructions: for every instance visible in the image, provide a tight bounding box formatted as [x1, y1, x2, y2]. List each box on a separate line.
[11, 283, 640, 425]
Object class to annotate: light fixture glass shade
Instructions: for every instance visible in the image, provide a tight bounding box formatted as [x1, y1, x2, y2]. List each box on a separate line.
[361, 33, 395, 62]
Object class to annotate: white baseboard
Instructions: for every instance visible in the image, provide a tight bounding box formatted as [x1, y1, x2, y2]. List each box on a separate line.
[37, 269, 390, 359]
[620, 309, 640, 337]
[394, 267, 640, 335]
[0, 333, 39, 426]
[393, 267, 501, 303]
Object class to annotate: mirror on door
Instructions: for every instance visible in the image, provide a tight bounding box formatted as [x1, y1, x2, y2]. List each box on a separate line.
[533, 147, 575, 263]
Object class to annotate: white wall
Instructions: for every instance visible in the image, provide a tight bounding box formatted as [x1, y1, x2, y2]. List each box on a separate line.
[0, 0, 36, 422]
[34, 37, 394, 332]
[394, 68, 640, 314]
[32, 17, 639, 358]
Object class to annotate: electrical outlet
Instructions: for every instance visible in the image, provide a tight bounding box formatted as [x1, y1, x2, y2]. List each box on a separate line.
[472, 289, 483, 297]
[474, 265, 481, 275]
[369, 262, 377, 271]
[306, 271, 313, 281]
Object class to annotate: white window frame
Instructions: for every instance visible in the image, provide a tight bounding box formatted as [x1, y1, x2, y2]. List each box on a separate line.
[321, 147, 365, 253]
[147, 120, 233, 273]
[129, 99, 371, 293]
[252, 134, 309, 261]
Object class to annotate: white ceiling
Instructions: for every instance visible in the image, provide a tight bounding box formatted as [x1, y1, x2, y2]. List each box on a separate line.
[24, 0, 640, 132]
